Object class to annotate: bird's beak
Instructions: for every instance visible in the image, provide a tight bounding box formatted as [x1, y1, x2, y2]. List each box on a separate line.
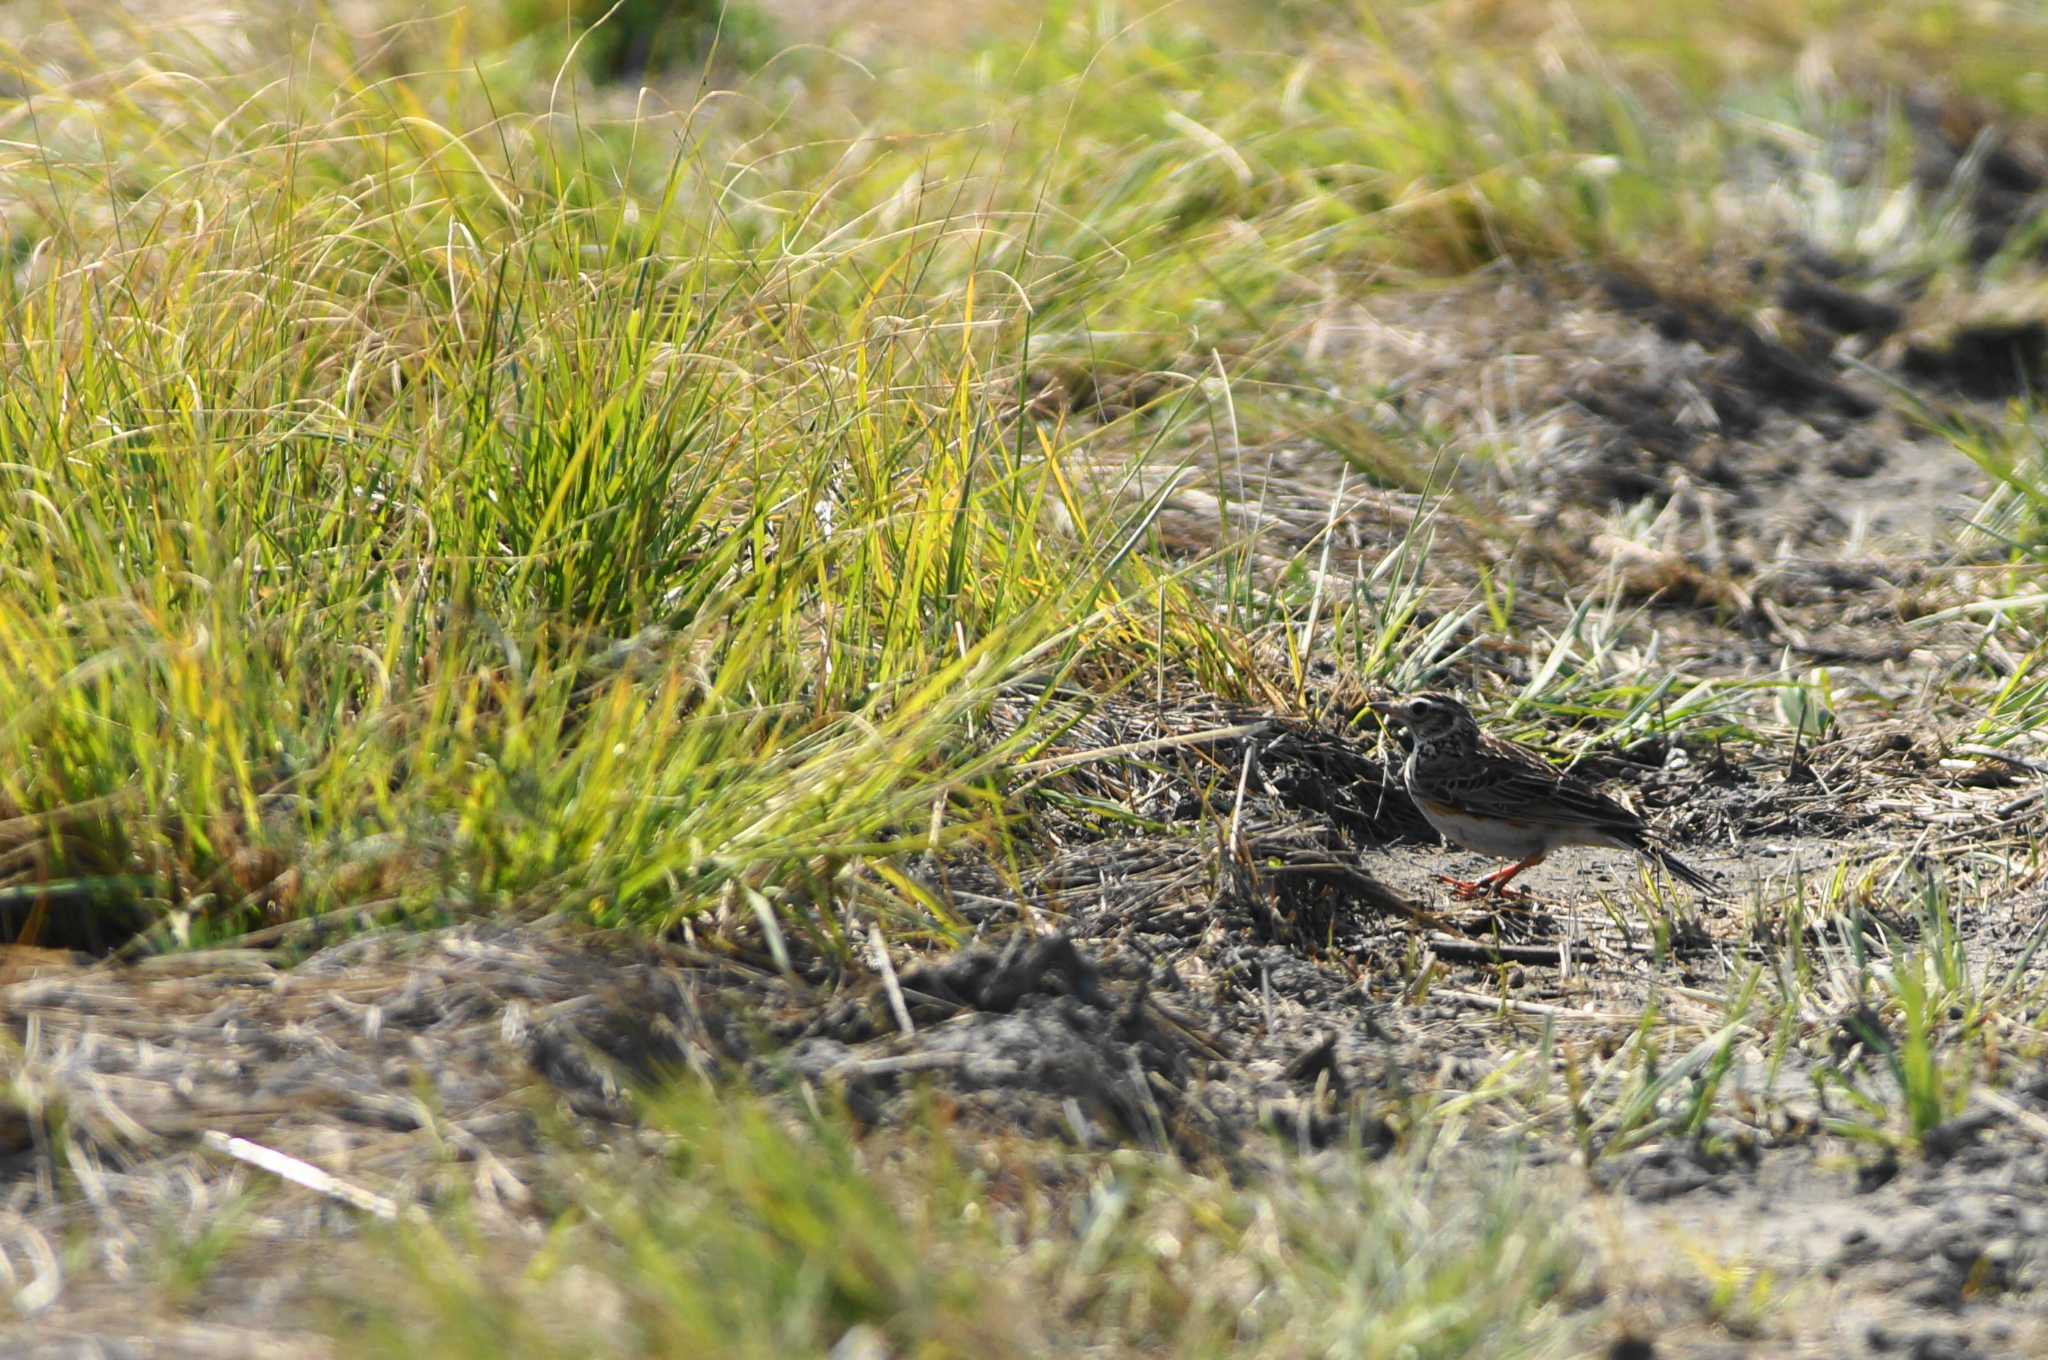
[1365, 698, 1402, 722]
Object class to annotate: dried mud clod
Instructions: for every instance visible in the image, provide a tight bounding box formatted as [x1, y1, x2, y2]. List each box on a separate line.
[1778, 271, 1905, 340]
[1901, 321, 2048, 400]
[1909, 91, 2048, 263]
[778, 934, 1241, 1155]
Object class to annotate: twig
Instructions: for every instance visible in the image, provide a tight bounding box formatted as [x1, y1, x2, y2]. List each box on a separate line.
[1972, 1087, 2048, 1146]
[1228, 740, 1257, 859]
[123, 898, 400, 960]
[202, 1131, 399, 1220]
[869, 924, 915, 1038]
[1432, 987, 1635, 1023]
[1995, 790, 2043, 821]
[829, 1051, 976, 1079]
[1012, 721, 1272, 777]
[1259, 858, 1434, 922]
[1958, 744, 2048, 780]
[1425, 934, 1599, 966]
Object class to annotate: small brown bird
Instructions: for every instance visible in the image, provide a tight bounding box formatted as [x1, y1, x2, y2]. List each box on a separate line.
[1369, 692, 1715, 898]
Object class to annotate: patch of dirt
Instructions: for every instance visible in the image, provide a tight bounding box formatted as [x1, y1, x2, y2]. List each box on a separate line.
[843, 694, 2048, 1356]
[1600, 1104, 2048, 1357]
[1094, 237, 2036, 707]
[10, 686, 2046, 1355]
[1326, 259, 1989, 570]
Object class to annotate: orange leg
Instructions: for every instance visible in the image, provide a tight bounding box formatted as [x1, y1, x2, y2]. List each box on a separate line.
[1439, 853, 1546, 900]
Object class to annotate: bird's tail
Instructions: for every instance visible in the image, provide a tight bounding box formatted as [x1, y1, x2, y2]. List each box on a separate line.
[1647, 846, 1717, 895]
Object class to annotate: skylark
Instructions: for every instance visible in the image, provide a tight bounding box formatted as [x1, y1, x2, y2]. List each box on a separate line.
[1368, 692, 1715, 898]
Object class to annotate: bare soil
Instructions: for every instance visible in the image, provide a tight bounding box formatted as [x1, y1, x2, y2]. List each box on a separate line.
[7, 687, 2046, 1355]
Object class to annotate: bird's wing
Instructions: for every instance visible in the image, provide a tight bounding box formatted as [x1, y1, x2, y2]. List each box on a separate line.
[1433, 749, 1647, 835]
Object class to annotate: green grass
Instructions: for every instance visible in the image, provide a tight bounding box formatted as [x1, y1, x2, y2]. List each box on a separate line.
[5, 0, 2031, 947]
[0, 0, 1680, 946]
[343, 1085, 1590, 1360]
[0, 4, 1266, 947]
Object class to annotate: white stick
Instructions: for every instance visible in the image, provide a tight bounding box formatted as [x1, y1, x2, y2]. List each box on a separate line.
[203, 1131, 399, 1220]
[1012, 722, 1272, 777]
[870, 925, 915, 1038]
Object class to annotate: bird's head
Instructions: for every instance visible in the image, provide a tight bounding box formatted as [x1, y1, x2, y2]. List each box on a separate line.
[1367, 692, 1481, 749]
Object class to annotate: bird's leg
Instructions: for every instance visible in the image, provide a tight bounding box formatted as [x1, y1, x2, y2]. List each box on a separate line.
[1480, 856, 1543, 891]
[1439, 853, 1546, 900]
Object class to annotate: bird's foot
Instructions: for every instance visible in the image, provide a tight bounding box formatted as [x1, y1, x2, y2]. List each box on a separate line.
[1436, 872, 1535, 902]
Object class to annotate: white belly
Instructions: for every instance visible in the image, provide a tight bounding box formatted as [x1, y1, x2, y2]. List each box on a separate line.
[1415, 800, 1556, 859]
